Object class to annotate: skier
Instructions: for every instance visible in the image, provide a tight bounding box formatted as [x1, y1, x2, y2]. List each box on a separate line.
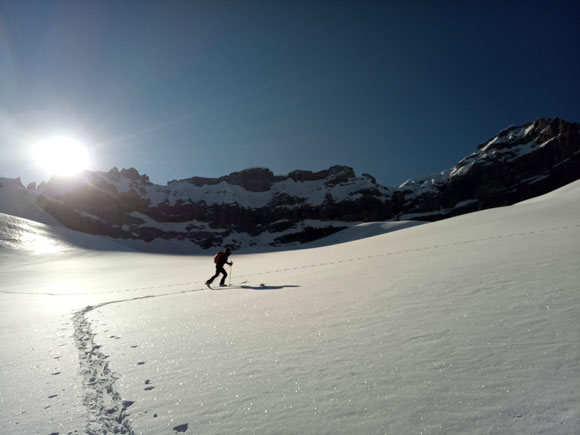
[205, 247, 233, 288]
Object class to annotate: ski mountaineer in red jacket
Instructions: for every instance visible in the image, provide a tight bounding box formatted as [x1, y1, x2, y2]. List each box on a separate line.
[205, 247, 233, 288]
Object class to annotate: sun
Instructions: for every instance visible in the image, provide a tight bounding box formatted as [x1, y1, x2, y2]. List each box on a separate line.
[33, 136, 90, 177]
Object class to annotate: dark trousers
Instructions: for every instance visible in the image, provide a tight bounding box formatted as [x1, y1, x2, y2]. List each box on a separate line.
[207, 265, 227, 285]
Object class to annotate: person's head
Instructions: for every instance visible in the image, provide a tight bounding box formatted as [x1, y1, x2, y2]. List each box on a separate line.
[225, 247, 232, 254]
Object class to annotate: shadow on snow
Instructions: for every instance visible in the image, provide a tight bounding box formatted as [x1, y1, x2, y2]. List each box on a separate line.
[241, 283, 300, 290]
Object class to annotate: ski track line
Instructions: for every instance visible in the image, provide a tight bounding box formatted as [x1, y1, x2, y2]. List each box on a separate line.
[1, 223, 578, 297]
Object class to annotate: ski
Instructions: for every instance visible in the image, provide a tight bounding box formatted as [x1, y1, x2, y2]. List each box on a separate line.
[205, 280, 248, 290]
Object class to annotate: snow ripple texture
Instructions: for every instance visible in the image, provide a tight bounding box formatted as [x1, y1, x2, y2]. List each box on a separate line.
[73, 304, 135, 435]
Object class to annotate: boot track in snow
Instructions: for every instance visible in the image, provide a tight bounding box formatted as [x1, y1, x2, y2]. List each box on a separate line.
[72, 303, 136, 435]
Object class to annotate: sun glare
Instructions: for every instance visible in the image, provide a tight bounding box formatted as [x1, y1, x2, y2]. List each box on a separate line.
[33, 137, 90, 177]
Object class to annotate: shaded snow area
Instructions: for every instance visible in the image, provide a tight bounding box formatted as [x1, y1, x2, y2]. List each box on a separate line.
[1, 181, 579, 434]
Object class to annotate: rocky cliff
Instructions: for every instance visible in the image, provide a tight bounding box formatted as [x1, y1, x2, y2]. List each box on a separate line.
[2, 117, 579, 250]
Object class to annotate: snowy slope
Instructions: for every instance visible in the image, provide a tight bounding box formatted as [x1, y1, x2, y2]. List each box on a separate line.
[0, 212, 141, 259]
[0, 181, 579, 434]
[0, 177, 60, 225]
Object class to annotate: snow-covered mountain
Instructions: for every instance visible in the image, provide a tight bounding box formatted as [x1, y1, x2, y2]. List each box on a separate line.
[1, 117, 578, 250]
[0, 177, 60, 226]
[1, 179, 579, 434]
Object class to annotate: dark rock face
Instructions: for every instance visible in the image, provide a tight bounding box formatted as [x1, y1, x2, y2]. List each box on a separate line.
[29, 117, 580, 250]
[222, 168, 278, 192]
[437, 117, 579, 216]
[174, 167, 284, 192]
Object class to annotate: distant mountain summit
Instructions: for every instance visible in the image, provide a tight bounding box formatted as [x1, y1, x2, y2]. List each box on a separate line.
[1, 117, 578, 250]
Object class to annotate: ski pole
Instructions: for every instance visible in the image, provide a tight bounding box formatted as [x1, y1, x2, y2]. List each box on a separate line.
[229, 263, 233, 286]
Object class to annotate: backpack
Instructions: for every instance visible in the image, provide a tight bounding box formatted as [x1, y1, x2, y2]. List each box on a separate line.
[214, 251, 224, 264]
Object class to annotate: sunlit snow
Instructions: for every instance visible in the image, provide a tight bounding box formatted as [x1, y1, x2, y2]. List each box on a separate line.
[1, 181, 579, 434]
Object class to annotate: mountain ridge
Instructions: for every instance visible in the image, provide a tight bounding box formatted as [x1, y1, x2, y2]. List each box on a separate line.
[1, 117, 578, 250]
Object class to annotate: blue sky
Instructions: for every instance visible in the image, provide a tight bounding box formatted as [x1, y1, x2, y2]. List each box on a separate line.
[1, 0, 579, 186]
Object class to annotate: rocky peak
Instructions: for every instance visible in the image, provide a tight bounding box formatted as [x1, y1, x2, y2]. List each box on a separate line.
[105, 166, 152, 185]
[173, 167, 280, 191]
[287, 165, 355, 183]
[325, 165, 356, 186]
[222, 167, 279, 192]
[478, 117, 571, 152]
[532, 117, 574, 144]
[121, 168, 151, 185]
[478, 123, 533, 151]
[107, 167, 122, 182]
[176, 165, 357, 191]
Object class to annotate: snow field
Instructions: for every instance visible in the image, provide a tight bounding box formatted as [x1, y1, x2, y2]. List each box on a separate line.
[85, 183, 579, 434]
[0, 180, 579, 434]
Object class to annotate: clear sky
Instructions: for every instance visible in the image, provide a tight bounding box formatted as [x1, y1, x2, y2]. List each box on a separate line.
[1, 0, 579, 187]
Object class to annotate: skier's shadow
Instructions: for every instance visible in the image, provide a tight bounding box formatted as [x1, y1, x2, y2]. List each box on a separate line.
[241, 283, 300, 291]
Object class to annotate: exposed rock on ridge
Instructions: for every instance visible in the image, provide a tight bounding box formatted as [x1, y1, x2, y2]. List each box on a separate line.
[5, 117, 579, 250]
